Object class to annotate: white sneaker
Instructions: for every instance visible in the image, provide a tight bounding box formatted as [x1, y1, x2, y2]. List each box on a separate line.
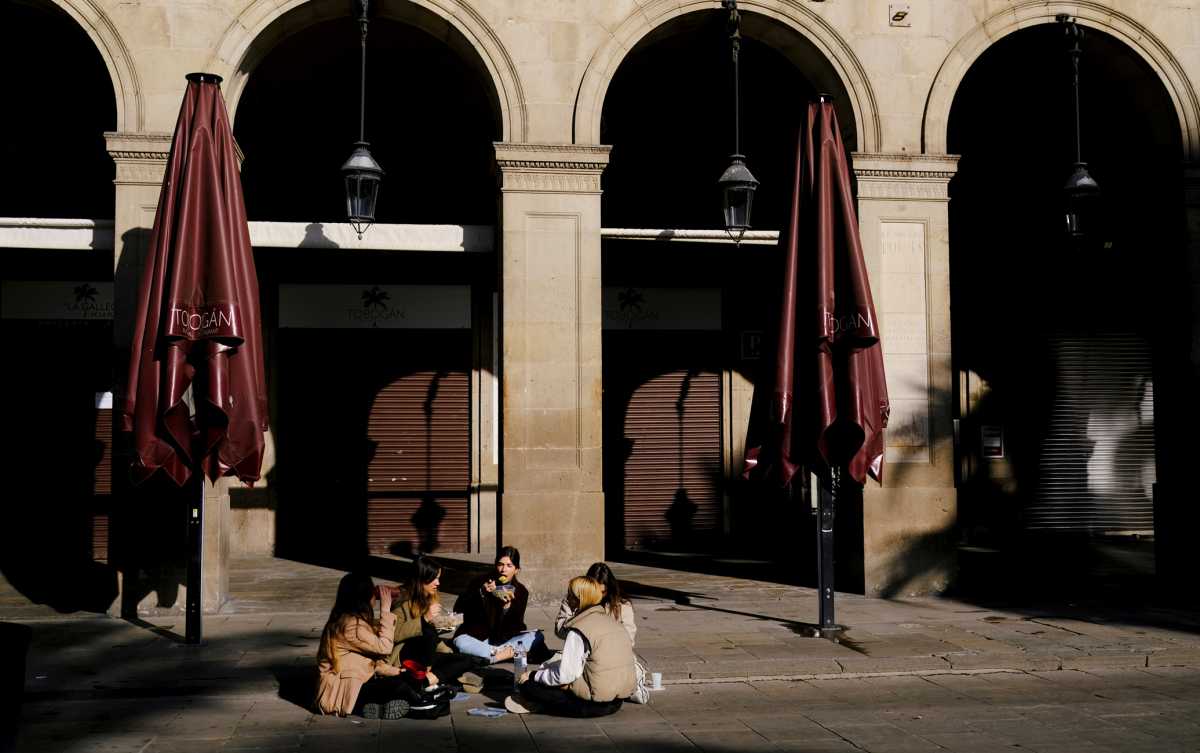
[504, 694, 535, 715]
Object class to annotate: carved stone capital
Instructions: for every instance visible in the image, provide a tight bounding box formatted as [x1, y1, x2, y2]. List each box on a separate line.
[494, 143, 611, 194]
[852, 152, 960, 202]
[106, 132, 172, 187]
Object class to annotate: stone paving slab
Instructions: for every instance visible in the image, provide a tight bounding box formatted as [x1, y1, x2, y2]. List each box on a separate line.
[5, 555, 1200, 690]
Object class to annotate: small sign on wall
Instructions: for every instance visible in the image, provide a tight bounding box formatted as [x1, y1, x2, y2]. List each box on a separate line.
[981, 425, 1004, 459]
[602, 287, 721, 330]
[279, 284, 470, 329]
[1, 281, 114, 320]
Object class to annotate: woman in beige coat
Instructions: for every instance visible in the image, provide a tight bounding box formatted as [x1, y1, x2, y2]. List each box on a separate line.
[315, 572, 410, 719]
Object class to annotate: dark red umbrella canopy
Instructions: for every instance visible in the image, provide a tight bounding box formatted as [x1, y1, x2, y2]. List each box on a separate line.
[745, 99, 889, 487]
[122, 73, 267, 486]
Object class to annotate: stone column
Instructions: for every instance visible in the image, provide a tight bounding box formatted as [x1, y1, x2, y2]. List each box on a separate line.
[1157, 162, 1200, 587]
[852, 152, 959, 596]
[107, 132, 231, 615]
[493, 143, 610, 601]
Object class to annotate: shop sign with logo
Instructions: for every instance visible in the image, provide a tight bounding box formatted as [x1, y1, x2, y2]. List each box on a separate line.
[602, 287, 721, 330]
[279, 284, 470, 329]
[1, 281, 114, 320]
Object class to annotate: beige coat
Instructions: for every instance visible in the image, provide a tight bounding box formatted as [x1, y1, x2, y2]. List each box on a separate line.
[315, 610, 397, 716]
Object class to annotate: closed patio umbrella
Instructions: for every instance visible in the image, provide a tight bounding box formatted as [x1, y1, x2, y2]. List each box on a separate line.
[745, 96, 889, 635]
[122, 73, 267, 642]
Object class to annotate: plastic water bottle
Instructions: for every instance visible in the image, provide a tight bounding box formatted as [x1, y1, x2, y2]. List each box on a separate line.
[512, 644, 527, 690]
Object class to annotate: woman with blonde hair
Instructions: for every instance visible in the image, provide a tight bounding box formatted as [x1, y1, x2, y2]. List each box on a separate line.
[506, 576, 634, 718]
[554, 562, 636, 646]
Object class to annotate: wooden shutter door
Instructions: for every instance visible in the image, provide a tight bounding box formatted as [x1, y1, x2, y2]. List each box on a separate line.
[618, 367, 723, 549]
[366, 340, 471, 554]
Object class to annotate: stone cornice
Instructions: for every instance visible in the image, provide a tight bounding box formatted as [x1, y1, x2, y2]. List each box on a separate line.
[852, 153, 960, 201]
[494, 142, 611, 166]
[494, 143, 611, 194]
[105, 131, 172, 159]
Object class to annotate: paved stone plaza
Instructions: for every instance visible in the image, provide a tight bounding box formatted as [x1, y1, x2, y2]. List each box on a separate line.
[6, 557, 1200, 752]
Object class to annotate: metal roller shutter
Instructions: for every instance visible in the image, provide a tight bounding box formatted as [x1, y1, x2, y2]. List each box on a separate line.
[366, 367, 471, 553]
[619, 368, 723, 549]
[93, 406, 112, 562]
[1030, 333, 1156, 532]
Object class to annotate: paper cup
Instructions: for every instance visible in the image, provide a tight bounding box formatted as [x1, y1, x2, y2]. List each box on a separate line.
[651, 672, 663, 690]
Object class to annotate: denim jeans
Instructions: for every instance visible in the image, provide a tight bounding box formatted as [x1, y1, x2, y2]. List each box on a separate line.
[452, 629, 543, 661]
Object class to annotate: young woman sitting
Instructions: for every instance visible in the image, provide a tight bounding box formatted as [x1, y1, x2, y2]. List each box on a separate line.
[315, 572, 405, 718]
[383, 556, 480, 690]
[506, 576, 634, 718]
[554, 562, 636, 647]
[452, 546, 545, 663]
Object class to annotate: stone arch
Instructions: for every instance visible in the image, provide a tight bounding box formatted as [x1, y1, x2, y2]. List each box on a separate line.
[573, 0, 881, 152]
[49, 0, 143, 131]
[924, 1, 1200, 159]
[210, 0, 525, 142]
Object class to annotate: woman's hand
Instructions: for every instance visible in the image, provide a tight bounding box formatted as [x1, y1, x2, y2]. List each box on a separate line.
[483, 579, 497, 594]
[426, 600, 444, 620]
[379, 585, 392, 613]
[519, 670, 531, 684]
[426, 670, 440, 687]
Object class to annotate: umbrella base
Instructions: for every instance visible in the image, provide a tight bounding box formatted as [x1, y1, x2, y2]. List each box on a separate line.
[817, 625, 847, 641]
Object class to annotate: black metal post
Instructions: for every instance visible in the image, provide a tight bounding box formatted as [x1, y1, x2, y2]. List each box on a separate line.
[185, 472, 203, 644]
[816, 465, 842, 639]
[356, 0, 369, 144]
[725, 0, 742, 158]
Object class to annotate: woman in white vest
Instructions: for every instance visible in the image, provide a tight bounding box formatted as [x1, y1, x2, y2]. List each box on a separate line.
[506, 576, 634, 717]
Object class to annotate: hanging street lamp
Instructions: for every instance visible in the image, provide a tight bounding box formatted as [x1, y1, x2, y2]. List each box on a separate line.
[1057, 14, 1100, 240]
[342, 0, 383, 239]
[718, 0, 758, 243]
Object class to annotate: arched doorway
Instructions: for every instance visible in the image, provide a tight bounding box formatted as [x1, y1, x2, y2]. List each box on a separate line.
[0, 0, 119, 611]
[947, 22, 1185, 594]
[229, 8, 502, 564]
[598, 9, 857, 575]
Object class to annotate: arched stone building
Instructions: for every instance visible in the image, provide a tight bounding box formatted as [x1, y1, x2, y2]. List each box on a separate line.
[2, 0, 1197, 613]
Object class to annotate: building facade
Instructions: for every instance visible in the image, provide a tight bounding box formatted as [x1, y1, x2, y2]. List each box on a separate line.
[2, 0, 1197, 612]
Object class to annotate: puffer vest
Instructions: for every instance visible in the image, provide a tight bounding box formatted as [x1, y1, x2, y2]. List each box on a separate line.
[564, 604, 636, 702]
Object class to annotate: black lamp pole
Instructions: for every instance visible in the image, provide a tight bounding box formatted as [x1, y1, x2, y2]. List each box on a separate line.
[718, 0, 758, 242]
[342, 0, 383, 238]
[1057, 14, 1099, 239]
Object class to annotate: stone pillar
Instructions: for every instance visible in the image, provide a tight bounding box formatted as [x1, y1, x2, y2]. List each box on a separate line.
[493, 143, 610, 601]
[852, 152, 959, 596]
[1157, 162, 1200, 588]
[107, 132, 231, 615]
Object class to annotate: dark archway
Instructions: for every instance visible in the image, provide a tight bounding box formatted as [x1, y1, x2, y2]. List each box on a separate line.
[1, 0, 116, 219]
[598, 13, 856, 583]
[233, 13, 501, 225]
[947, 23, 1186, 597]
[601, 10, 848, 231]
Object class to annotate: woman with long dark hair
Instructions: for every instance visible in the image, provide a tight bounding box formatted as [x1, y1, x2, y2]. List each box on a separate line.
[314, 572, 400, 717]
[452, 545, 545, 662]
[315, 572, 449, 720]
[554, 562, 636, 646]
[381, 556, 479, 689]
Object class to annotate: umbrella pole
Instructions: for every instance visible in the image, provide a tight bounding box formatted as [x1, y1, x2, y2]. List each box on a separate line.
[816, 464, 843, 639]
[185, 471, 203, 644]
